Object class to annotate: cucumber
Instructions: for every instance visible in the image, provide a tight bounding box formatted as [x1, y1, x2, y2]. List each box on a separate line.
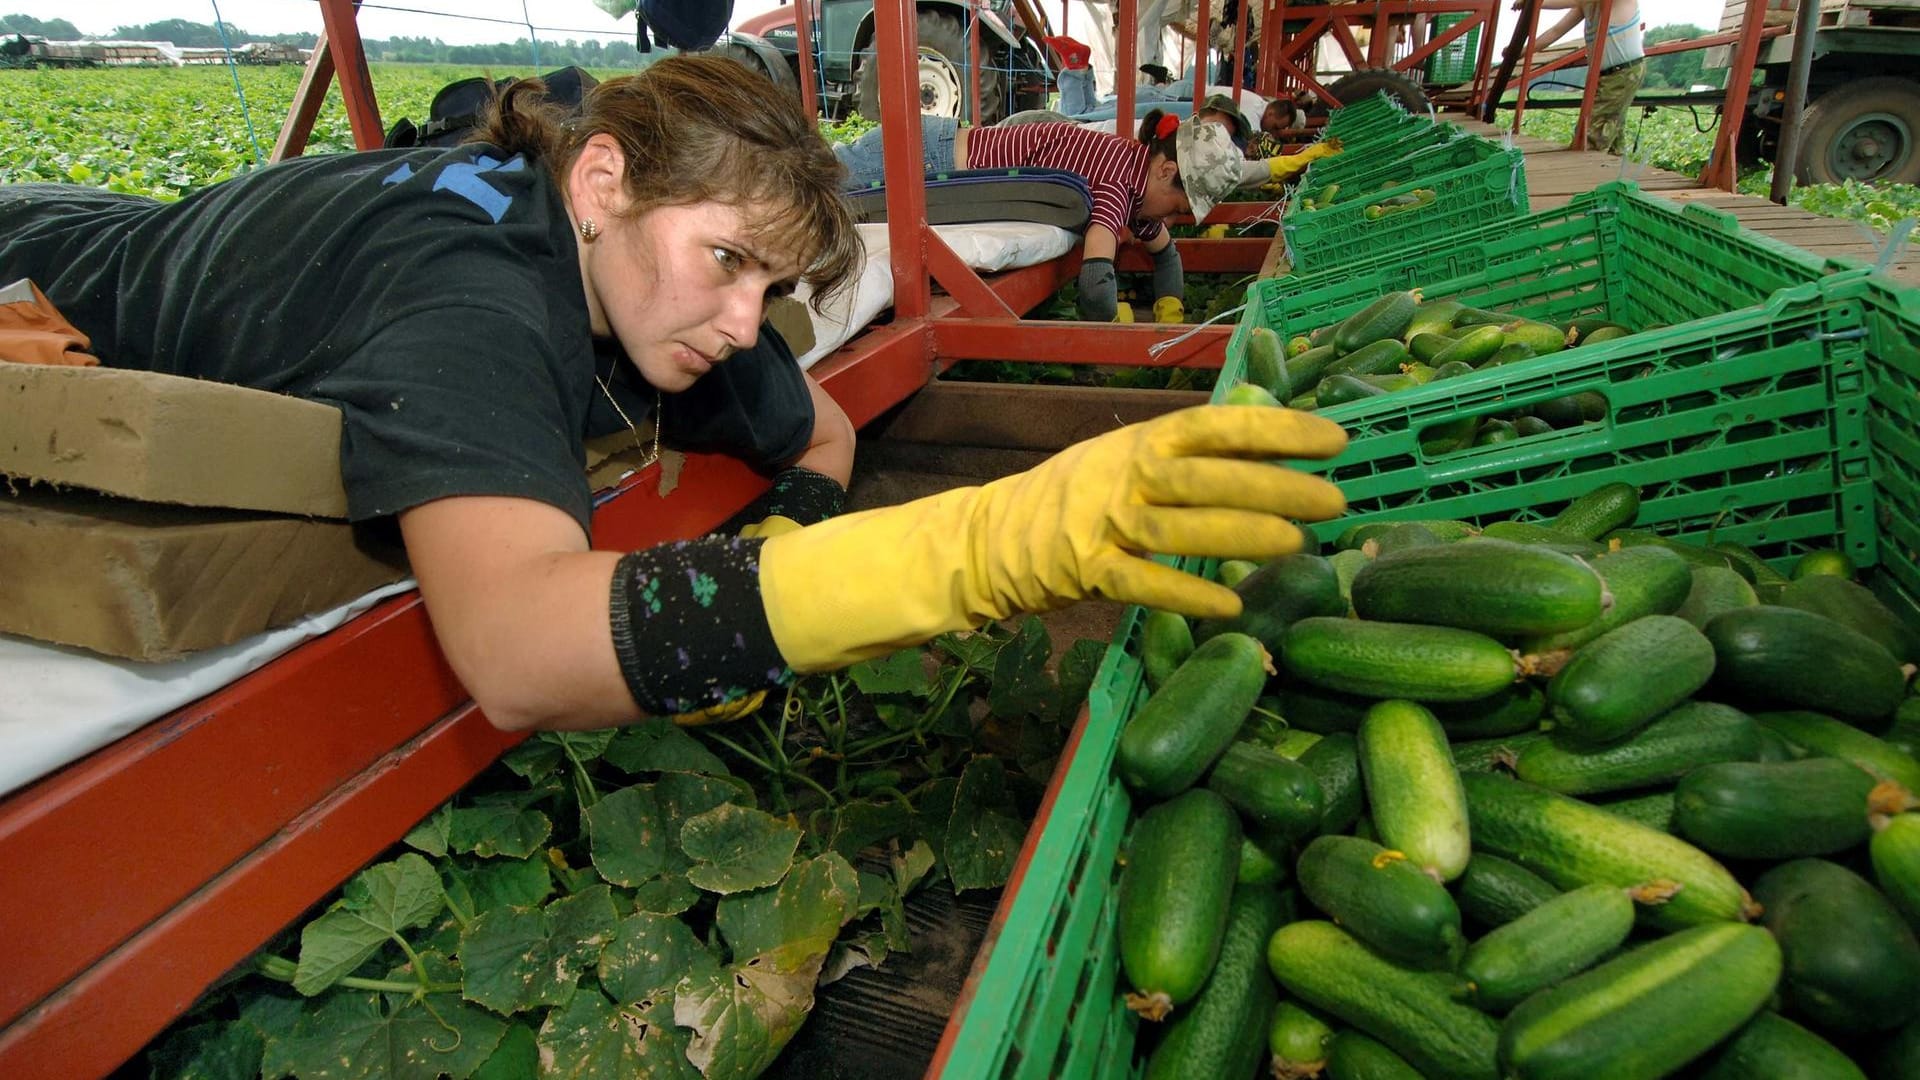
[1501, 319, 1569, 357]
[1117, 633, 1270, 798]
[1497, 923, 1782, 1080]
[1404, 299, 1465, 340]
[1705, 606, 1909, 722]
[1674, 758, 1883, 860]
[1476, 520, 1602, 554]
[1549, 482, 1640, 540]
[1752, 857, 1920, 1034]
[1117, 789, 1243, 1018]
[1368, 522, 1442, 557]
[1143, 885, 1290, 1080]
[1325, 337, 1414, 380]
[1887, 695, 1920, 759]
[1279, 344, 1341, 398]
[1517, 700, 1760, 796]
[1207, 741, 1326, 845]
[1299, 731, 1364, 836]
[1460, 772, 1755, 930]
[1266, 921, 1501, 1080]
[1421, 414, 1482, 455]
[1358, 700, 1471, 882]
[1430, 682, 1546, 739]
[1350, 540, 1604, 637]
[1696, 1011, 1868, 1080]
[1674, 565, 1759, 629]
[1270, 999, 1336, 1080]
[1871, 811, 1920, 929]
[1138, 609, 1194, 691]
[1879, 1015, 1920, 1080]
[1245, 327, 1288, 396]
[1544, 615, 1718, 745]
[1451, 305, 1510, 328]
[1456, 853, 1561, 929]
[1318, 372, 1389, 408]
[1192, 553, 1346, 654]
[1512, 415, 1554, 437]
[1755, 710, 1920, 792]
[1279, 683, 1374, 734]
[1711, 541, 1792, 586]
[1480, 347, 1535, 372]
[1237, 833, 1289, 886]
[1606, 529, 1741, 572]
[1326, 1031, 1424, 1080]
[1408, 330, 1456, 363]
[1223, 381, 1283, 407]
[1334, 519, 1481, 550]
[1334, 290, 1422, 354]
[1449, 732, 1545, 775]
[1459, 883, 1636, 1013]
[1429, 325, 1506, 368]
[1520, 545, 1694, 654]
[1281, 618, 1521, 703]
[1778, 574, 1920, 664]
[1216, 558, 1259, 587]
[1593, 789, 1676, 833]
[1297, 834, 1465, 968]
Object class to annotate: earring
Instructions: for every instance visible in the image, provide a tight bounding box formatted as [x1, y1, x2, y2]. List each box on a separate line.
[579, 218, 599, 242]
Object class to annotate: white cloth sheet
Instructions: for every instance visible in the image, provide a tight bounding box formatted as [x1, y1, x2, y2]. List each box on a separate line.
[0, 580, 417, 798]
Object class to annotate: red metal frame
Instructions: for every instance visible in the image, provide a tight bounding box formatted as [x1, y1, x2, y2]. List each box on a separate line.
[1259, 0, 1499, 105]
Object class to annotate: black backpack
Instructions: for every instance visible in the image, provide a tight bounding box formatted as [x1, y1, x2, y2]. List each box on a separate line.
[383, 66, 599, 149]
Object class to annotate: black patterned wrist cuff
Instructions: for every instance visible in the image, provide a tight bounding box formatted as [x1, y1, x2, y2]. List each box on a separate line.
[607, 537, 792, 715]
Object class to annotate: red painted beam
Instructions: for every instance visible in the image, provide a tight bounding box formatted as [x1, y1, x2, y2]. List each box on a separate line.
[314, 0, 382, 150]
[930, 318, 1231, 369]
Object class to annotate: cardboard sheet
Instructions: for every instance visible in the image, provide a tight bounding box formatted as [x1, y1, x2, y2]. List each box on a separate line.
[0, 362, 348, 518]
[0, 487, 409, 661]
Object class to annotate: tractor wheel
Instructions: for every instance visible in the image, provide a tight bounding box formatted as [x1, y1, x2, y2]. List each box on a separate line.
[714, 40, 800, 102]
[1795, 76, 1920, 185]
[1321, 67, 1431, 114]
[856, 9, 1008, 125]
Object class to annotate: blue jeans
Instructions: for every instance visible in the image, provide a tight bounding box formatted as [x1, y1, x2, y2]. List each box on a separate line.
[1057, 67, 1096, 116]
[834, 117, 961, 190]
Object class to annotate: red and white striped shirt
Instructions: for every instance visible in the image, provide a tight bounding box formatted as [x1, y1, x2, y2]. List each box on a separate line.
[964, 123, 1160, 243]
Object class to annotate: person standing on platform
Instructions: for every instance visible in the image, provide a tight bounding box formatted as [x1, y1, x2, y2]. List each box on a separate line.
[1520, 0, 1646, 154]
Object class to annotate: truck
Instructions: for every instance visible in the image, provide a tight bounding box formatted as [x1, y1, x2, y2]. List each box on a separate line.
[716, 0, 1054, 125]
[1709, 0, 1920, 183]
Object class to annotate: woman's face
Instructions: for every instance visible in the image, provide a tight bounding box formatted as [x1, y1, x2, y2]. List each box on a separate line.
[1140, 155, 1191, 220]
[583, 200, 804, 393]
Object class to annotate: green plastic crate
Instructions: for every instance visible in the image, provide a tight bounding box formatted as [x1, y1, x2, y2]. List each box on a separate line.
[1281, 141, 1528, 273]
[1321, 91, 1413, 137]
[929, 270, 1920, 1080]
[1425, 13, 1482, 85]
[1300, 130, 1505, 203]
[1250, 181, 1846, 368]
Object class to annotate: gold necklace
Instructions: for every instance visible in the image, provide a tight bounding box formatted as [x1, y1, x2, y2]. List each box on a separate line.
[595, 374, 662, 469]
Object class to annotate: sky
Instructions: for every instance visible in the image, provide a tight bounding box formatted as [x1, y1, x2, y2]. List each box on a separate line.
[11, 0, 1729, 49]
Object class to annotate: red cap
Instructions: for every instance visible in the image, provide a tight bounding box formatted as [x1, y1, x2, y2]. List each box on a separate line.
[1043, 34, 1091, 70]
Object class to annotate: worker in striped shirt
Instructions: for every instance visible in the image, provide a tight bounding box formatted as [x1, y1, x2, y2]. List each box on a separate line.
[832, 112, 1243, 324]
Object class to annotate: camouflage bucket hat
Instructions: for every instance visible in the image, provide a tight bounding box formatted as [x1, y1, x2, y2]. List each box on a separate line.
[1175, 117, 1241, 223]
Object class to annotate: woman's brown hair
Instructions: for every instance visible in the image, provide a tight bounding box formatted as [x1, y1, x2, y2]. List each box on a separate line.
[476, 55, 859, 312]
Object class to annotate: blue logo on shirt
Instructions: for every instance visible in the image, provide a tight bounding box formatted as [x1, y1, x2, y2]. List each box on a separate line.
[383, 153, 527, 223]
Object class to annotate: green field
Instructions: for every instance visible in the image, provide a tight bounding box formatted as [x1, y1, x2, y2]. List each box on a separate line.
[2, 66, 1913, 233]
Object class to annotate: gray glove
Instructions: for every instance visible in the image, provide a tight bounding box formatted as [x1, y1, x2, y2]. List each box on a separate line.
[1077, 257, 1117, 321]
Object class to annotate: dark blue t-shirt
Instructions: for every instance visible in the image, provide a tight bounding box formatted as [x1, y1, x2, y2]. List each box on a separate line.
[0, 143, 814, 535]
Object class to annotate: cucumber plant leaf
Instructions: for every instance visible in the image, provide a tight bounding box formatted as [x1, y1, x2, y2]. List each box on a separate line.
[987, 617, 1054, 719]
[447, 790, 553, 860]
[945, 757, 1025, 892]
[538, 992, 700, 1080]
[598, 912, 716, 1006]
[267, 956, 504, 1080]
[469, 1022, 539, 1080]
[605, 718, 731, 776]
[681, 803, 803, 894]
[441, 857, 553, 923]
[293, 854, 444, 996]
[633, 872, 703, 916]
[458, 886, 620, 1015]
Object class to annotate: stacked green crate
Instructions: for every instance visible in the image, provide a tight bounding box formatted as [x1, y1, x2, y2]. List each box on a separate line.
[1425, 13, 1482, 85]
[1281, 137, 1528, 272]
[1320, 90, 1415, 139]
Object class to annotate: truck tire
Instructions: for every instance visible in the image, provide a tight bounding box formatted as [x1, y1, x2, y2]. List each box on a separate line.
[1322, 68, 1430, 114]
[1795, 76, 1920, 185]
[856, 9, 1007, 125]
[714, 38, 800, 102]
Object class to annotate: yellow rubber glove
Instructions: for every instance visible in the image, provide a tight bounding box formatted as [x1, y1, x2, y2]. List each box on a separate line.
[1114, 300, 1136, 323]
[1267, 137, 1344, 183]
[738, 514, 802, 539]
[759, 405, 1349, 672]
[1152, 297, 1186, 324]
[669, 691, 768, 727]
[1201, 223, 1231, 239]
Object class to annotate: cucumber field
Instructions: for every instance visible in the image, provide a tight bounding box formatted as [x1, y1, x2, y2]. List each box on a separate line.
[3, 64, 1915, 232]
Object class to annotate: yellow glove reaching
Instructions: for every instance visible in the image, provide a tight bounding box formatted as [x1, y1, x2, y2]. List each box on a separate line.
[669, 691, 768, 727]
[1152, 296, 1186, 324]
[759, 405, 1349, 672]
[1267, 137, 1344, 183]
[1114, 300, 1136, 323]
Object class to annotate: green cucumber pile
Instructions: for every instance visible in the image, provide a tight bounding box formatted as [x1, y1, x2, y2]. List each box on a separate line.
[1230, 289, 1631, 438]
[1111, 481, 1920, 1080]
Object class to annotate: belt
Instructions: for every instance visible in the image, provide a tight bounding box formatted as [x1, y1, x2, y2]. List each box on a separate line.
[1600, 58, 1645, 77]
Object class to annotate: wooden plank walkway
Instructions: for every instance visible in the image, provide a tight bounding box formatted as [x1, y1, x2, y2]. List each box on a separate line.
[1450, 116, 1920, 286]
